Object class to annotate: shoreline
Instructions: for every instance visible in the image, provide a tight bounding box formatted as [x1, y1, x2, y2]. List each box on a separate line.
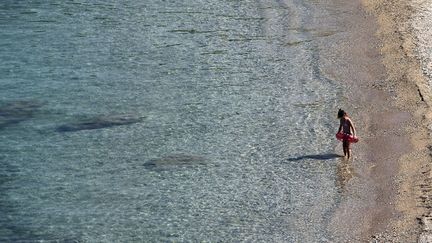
[362, 0, 432, 241]
[313, 0, 432, 241]
[308, 0, 413, 239]
[328, 0, 432, 241]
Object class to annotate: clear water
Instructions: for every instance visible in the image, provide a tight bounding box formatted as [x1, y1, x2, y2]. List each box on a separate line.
[0, 0, 344, 242]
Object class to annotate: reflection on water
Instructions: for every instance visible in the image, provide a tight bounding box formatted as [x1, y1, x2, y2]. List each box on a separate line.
[336, 158, 355, 191]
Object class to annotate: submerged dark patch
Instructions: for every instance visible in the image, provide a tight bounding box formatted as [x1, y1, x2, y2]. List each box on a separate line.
[144, 154, 206, 170]
[0, 101, 43, 129]
[57, 114, 143, 132]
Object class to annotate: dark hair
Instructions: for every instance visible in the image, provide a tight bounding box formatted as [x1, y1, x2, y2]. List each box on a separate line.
[337, 109, 346, 119]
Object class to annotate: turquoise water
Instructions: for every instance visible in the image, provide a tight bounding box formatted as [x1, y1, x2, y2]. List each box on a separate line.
[0, 1, 344, 241]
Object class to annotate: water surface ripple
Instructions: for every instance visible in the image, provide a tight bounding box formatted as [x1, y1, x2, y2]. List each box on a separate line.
[0, 0, 344, 241]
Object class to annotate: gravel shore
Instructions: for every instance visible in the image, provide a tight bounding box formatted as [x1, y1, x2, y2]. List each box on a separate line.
[311, 0, 432, 241]
[359, 0, 432, 242]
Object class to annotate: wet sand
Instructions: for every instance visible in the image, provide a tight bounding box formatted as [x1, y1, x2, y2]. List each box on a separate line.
[365, 1, 432, 241]
[315, 0, 431, 241]
[361, 0, 432, 241]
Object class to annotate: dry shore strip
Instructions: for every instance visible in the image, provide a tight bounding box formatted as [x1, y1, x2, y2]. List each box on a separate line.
[362, 0, 432, 242]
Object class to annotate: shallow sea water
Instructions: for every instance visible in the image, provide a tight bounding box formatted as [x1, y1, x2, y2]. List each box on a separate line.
[0, 0, 345, 241]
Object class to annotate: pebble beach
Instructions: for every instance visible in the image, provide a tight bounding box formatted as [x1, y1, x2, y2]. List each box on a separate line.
[348, 0, 432, 241]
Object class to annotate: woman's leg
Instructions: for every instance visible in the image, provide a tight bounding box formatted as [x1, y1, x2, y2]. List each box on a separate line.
[346, 141, 351, 158]
[343, 140, 348, 157]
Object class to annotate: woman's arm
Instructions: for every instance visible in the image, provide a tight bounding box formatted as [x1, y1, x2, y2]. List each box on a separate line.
[349, 119, 356, 137]
[338, 119, 343, 133]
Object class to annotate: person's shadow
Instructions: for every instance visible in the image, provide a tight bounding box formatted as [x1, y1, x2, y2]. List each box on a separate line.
[286, 153, 343, 161]
[286, 153, 355, 191]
